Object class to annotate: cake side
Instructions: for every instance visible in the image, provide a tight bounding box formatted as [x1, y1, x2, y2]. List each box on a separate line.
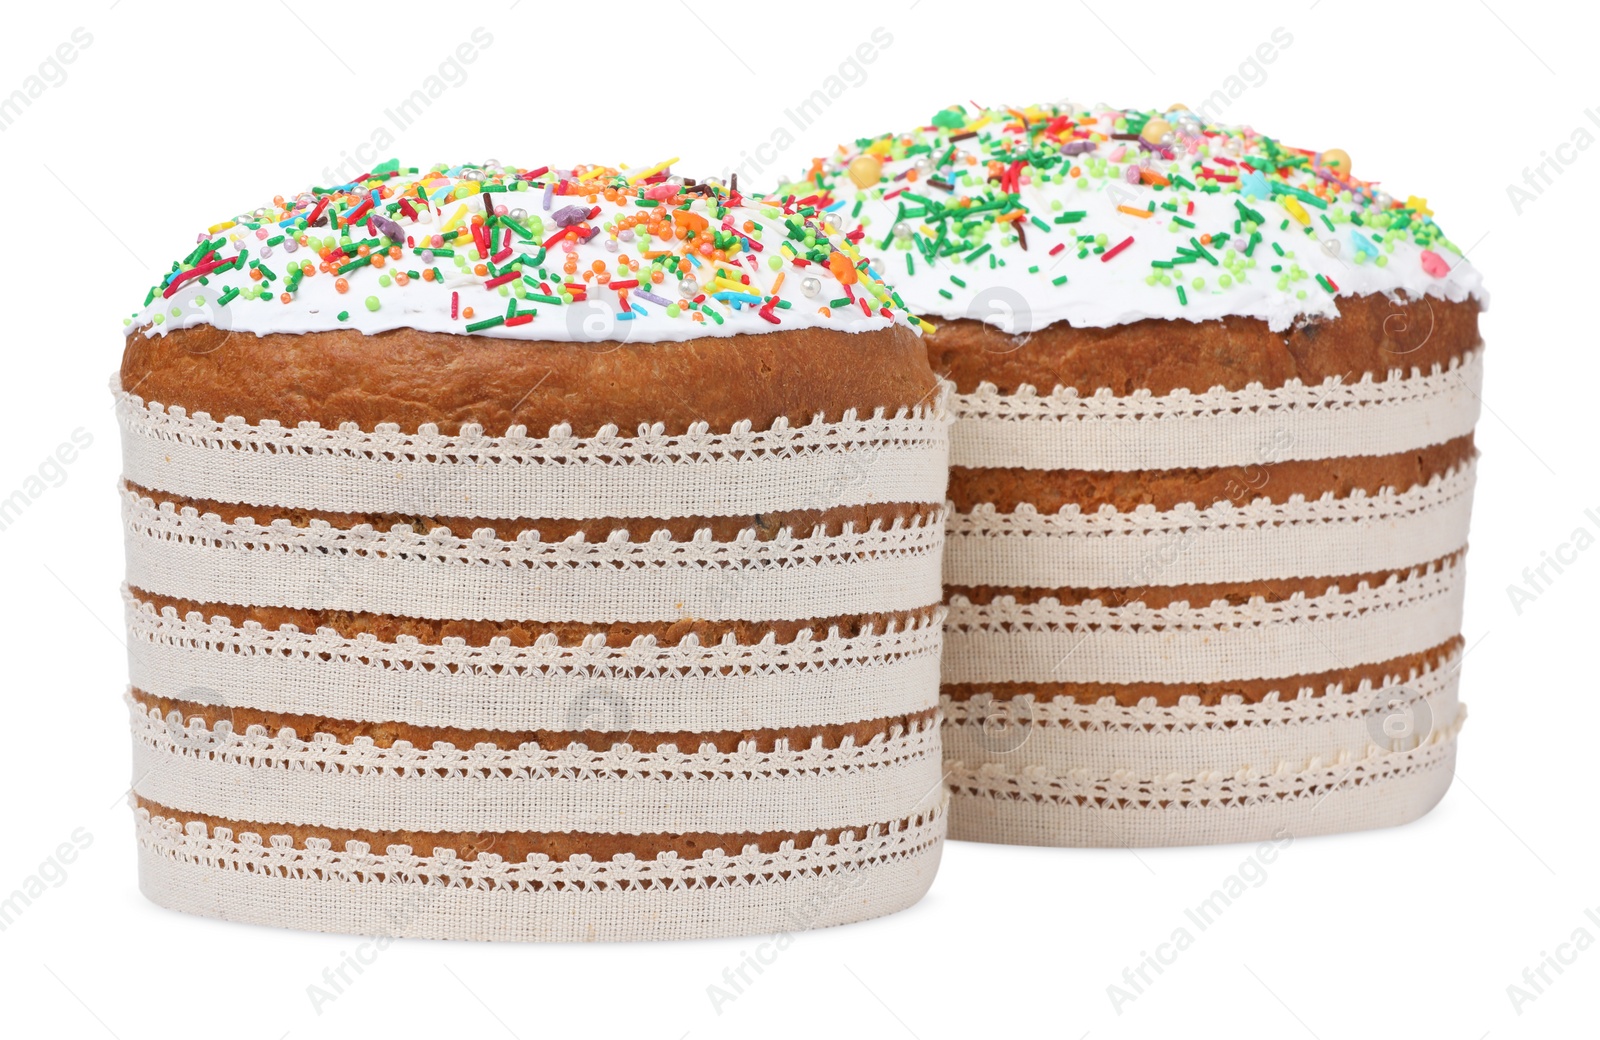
[931, 291, 1478, 846]
[123, 323, 937, 435]
[120, 163, 950, 939]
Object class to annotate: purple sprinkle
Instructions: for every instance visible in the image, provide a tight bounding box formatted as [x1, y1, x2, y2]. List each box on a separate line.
[580, 226, 602, 242]
[1123, 165, 1142, 185]
[371, 214, 405, 243]
[553, 205, 590, 227]
[542, 182, 556, 211]
[1060, 141, 1094, 156]
[633, 290, 672, 307]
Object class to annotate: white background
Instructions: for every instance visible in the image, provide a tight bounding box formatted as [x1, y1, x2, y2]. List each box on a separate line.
[0, 1, 1593, 1037]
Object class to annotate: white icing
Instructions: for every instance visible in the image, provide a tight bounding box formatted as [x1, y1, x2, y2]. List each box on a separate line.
[127, 163, 914, 343]
[783, 104, 1486, 333]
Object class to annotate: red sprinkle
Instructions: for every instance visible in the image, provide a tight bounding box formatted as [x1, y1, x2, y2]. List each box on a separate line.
[505, 313, 535, 326]
[450, 291, 459, 319]
[1048, 243, 1065, 256]
[1101, 236, 1135, 262]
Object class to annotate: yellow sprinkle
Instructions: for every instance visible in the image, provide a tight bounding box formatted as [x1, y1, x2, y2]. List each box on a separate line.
[1282, 197, 1310, 225]
[1406, 195, 1433, 217]
[440, 204, 469, 233]
[207, 220, 237, 234]
[627, 157, 681, 184]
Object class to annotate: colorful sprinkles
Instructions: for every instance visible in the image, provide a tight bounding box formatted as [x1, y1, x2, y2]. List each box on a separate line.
[780, 102, 1481, 330]
[126, 161, 925, 339]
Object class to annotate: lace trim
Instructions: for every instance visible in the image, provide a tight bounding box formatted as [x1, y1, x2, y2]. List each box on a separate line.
[949, 352, 1482, 470]
[133, 799, 947, 892]
[940, 648, 1461, 732]
[117, 386, 950, 464]
[114, 384, 952, 521]
[948, 464, 1474, 536]
[122, 487, 943, 623]
[123, 486, 943, 571]
[954, 352, 1482, 421]
[945, 556, 1460, 634]
[125, 593, 946, 731]
[945, 718, 1461, 809]
[943, 464, 1473, 588]
[128, 695, 940, 781]
[940, 561, 1462, 685]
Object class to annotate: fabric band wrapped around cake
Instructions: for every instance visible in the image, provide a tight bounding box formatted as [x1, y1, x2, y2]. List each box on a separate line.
[788, 104, 1485, 847]
[117, 162, 949, 939]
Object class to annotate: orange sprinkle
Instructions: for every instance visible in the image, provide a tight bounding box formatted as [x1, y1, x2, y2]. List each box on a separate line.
[334, 277, 349, 293]
[462, 306, 475, 319]
[1117, 205, 1153, 219]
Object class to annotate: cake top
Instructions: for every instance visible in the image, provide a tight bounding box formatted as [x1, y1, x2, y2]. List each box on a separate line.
[777, 103, 1486, 333]
[125, 161, 927, 342]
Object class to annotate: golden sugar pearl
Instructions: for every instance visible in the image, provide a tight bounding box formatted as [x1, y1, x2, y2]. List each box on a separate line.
[847, 155, 883, 188]
[1140, 118, 1173, 146]
[1319, 148, 1351, 178]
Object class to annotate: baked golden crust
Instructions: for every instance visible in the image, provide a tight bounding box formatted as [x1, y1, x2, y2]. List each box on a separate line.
[135, 796, 931, 861]
[130, 691, 934, 755]
[122, 481, 939, 543]
[128, 588, 936, 647]
[121, 324, 939, 435]
[927, 293, 1481, 396]
[947, 551, 1463, 609]
[941, 637, 1462, 708]
[947, 434, 1473, 514]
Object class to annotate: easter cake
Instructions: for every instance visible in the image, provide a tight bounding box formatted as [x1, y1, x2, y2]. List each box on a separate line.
[117, 161, 950, 938]
[788, 104, 1485, 847]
